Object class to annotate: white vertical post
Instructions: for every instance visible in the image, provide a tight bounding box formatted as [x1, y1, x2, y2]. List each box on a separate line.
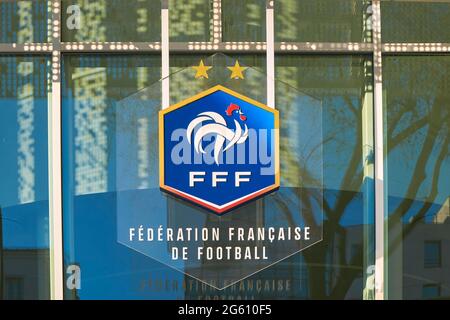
[49, 78, 64, 300]
[49, 0, 64, 300]
[372, 0, 385, 301]
[266, 0, 275, 108]
[162, 0, 170, 109]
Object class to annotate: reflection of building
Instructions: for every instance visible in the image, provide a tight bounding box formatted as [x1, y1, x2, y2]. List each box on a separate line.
[0, 202, 50, 300]
[276, 0, 372, 42]
[70, 1, 108, 196]
[401, 198, 450, 299]
[61, 0, 159, 42]
[178, 197, 450, 300]
[72, 66, 108, 195]
[0, 1, 47, 43]
[0, 0, 50, 207]
[388, 197, 450, 300]
[67, 2, 159, 195]
[17, 1, 36, 204]
[169, 0, 210, 41]
[2, 249, 49, 300]
[68, 56, 161, 195]
[433, 197, 449, 224]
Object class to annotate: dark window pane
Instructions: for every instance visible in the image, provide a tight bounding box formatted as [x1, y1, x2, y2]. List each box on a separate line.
[5, 277, 24, 300]
[61, 0, 161, 42]
[381, 1, 450, 43]
[170, 0, 211, 42]
[222, 0, 266, 42]
[0, 56, 50, 299]
[276, 0, 372, 43]
[424, 241, 441, 268]
[0, 0, 48, 43]
[422, 284, 440, 299]
[384, 56, 450, 299]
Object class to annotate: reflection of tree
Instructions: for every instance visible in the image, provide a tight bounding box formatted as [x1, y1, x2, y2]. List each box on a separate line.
[385, 58, 450, 257]
[273, 57, 370, 298]
[275, 57, 449, 299]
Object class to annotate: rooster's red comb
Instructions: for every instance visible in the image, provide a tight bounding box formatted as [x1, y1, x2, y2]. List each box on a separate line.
[225, 103, 240, 116]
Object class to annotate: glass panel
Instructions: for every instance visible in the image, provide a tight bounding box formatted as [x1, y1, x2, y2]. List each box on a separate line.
[422, 284, 440, 299]
[275, 0, 372, 43]
[63, 53, 328, 299]
[61, 0, 161, 42]
[424, 241, 441, 268]
[222, 0, 266, 42]
[275, 55, 375, 299]
[381, 1, 450, 43]
[170, 0, 211, 42]
[384, 56, 450, 300]
[0, 56, 50, 299]
[62, 55, 161, 299]
[0, 0, 48, 43]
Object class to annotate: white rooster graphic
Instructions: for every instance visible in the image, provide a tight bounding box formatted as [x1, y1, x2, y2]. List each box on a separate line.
[186, 103, 249, 165]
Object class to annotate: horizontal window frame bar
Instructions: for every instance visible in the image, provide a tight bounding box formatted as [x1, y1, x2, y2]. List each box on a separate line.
[2, 42, 450, 54]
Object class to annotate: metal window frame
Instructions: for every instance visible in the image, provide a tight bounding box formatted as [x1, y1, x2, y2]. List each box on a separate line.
[2, 0, 449, 300]
[372, 0, 385, 301]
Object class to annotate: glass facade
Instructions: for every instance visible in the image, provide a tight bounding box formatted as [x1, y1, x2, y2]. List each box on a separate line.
[383, 55, 450, 300]
[275, 55, 374, 299]
[381, 1, 450, 43]
[222, 0, 266, 42]
[0, 0, 449, 300]
[0, 56, 50, 299]
[0, 0, 48, 43]
[275, 0, 372, 43]
[61, 0, 161, 42]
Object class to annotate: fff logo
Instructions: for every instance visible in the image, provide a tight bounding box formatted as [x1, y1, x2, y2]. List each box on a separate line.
[159, 85, 280, 214]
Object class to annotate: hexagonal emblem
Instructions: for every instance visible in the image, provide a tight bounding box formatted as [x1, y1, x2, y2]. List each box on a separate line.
[159, 85, 279, 214]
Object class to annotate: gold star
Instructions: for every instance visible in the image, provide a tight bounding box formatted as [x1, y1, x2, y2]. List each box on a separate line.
[192, 59, 212, 79]
[227, 60, 247, 79]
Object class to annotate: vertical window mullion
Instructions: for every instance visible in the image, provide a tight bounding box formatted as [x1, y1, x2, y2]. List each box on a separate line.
[49, 0, 64, 300]
[162, 0, 170, 110]
[372, 0, 385, 301]
[266, 0, 275, 109]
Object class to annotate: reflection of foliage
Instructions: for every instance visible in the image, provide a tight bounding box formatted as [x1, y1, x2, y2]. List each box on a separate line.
[275, 56, 449, 299]
[385, 57, 450, 257]
[274, 56, 370, 298]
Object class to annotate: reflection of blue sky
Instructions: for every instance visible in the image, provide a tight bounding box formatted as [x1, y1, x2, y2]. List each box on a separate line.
[68, 190, 314, 299]
[66, 192, 184, 299]
[285, 94, 323, 187]
[2, 201, 48, 249]
[321, 96, 362, 191]
[388, 124, 449, 207]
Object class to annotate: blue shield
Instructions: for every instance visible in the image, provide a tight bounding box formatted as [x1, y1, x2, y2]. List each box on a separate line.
[159, 85, 279, 214]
